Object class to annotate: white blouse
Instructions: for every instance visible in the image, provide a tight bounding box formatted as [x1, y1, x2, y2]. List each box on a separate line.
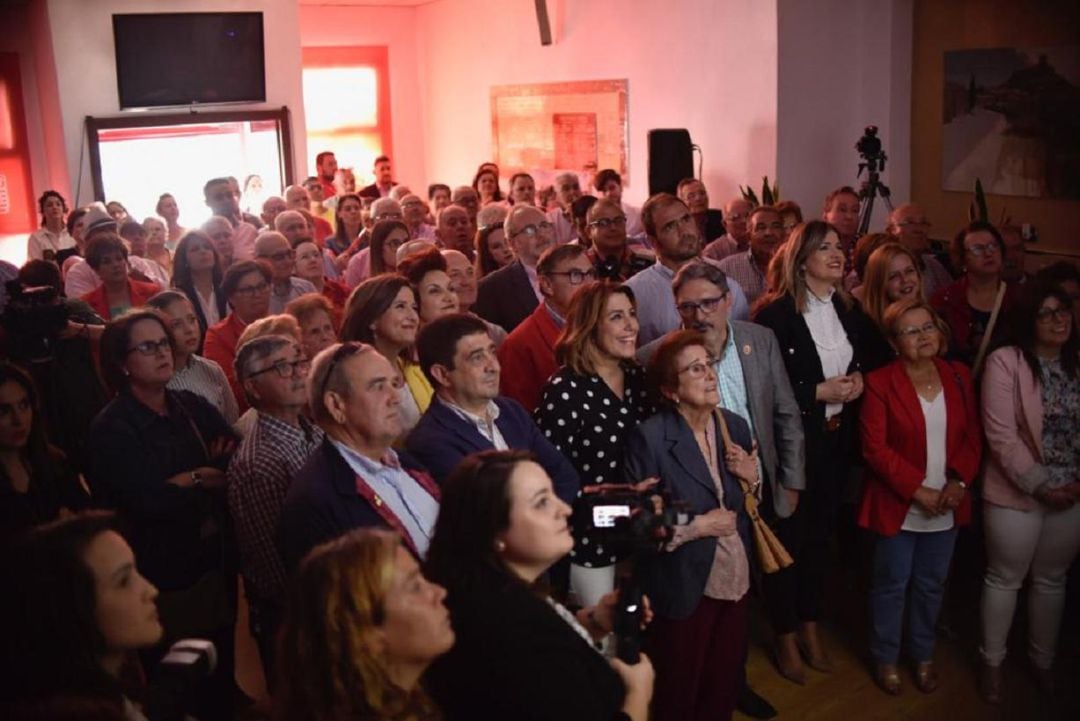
[903, 392, 954, 532]
[802, 289, 853, 419]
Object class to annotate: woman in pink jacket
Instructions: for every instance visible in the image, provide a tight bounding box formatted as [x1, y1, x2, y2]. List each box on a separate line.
[979, 280, 1080, 703]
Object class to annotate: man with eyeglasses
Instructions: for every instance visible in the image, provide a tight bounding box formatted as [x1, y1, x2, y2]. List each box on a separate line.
[497, 244, 595, 412]
[475, 204, 556, 332]
[227, 334, 323, 677]
[285, 185, 333, 245]
[718, 205, 785, 305]
[703, 197, 754, 262]
[546, 171, 585, 244]
[637, 259, 804, 721]
[204, 177, 258, 261]
[678, 178, 728, 249]
[886, 203, 953, 299]
[585, 198, 654, 282]
[626, 193, 749, 346]
[255, 232, 316, 314]
[401, 194, 437, 241]
[594, 168, 647, 242]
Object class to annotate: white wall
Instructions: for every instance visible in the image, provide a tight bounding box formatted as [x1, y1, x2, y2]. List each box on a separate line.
[45, 0, 306, 207]
[776, 0, 912, 226]
[413, 0, 779, 206]
[298, 3, 425, 189]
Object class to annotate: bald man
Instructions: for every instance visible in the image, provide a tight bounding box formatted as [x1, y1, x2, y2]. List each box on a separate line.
[702, 197, 753, 262]
[284, 185, 333, 244]
[401, 194, 437, 241]
[255, 231, 316, 313]
[545, 172, 585, 244]
[436, 205, 474, 259]
[886, 203, 953, 299]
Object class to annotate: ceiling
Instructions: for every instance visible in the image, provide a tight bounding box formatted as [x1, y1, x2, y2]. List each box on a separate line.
[297, 0, 438, 7]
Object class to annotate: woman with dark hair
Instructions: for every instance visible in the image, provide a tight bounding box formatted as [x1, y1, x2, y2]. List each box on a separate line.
[932, 220, 1017, 369]
[203, 260, 273, 411]
[425, 450, 654, 721]
[155, 193, 185, 249]
[325, 193, 365, 272]
[859, 242, 925, 371]
[397, 247, 460, 324]
[859, 299, 981, 695]
[979, 280, 1080, 703]
[171, 230, 227, 341]
[508, 172, 536, 206]
[275, 528, 453, 721]
[624, 330, 756, 721]
[344, 219, 410, 288]
[0, 512, 164, 720]
[341, 275, 431, 436]
[475, 219, 515, 277]
[87, 309, 238, 721]
[27, 189, 76, 262]
[80, 234, 161, 321]
[753, 220, 868, 682]
[0, 361, 88, 541]
[534, 281, 652, 605]
[472, 166, 504, 206]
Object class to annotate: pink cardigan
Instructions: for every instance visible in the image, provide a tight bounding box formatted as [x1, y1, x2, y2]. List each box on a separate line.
[980, 346, 1048, 512]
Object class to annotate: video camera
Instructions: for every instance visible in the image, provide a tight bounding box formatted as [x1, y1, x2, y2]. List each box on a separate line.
[144, 639, 217, 721]
[577, 484, 694, 663]
[856, 125, 887, 175]
[0, 281, 70, 362]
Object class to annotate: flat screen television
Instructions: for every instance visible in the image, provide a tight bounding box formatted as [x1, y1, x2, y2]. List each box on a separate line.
[113, 12, 265, 110]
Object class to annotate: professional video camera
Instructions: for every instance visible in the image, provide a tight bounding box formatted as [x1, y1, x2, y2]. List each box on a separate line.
[576, 484, 694, 663]
[854, 125, 892, 236]
[144, 639, 217, 721]
[0, 281, 71, 362]
[856, 125, 887, 174]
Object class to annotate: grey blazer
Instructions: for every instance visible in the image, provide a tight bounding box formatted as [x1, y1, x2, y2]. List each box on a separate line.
[636, 320, 805, 517]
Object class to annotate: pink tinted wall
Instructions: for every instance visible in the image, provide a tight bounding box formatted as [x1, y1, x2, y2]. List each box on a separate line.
[298, 4, 426, 191]
[414, 0, 778, 206]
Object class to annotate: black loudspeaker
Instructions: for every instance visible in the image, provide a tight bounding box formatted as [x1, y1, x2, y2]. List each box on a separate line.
[647, 129, 694, 196]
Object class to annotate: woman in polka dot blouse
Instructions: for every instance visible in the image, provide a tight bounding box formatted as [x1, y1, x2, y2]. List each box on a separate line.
[535, 282, 653, 605]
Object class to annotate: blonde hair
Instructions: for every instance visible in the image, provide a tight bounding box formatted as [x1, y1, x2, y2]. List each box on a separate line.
[881, 297, 949, 356]
[555, 282, 636, 375]
[236, 314, 301, 349]
[756, 220, 851, 313]
[861, 242, 924, 331]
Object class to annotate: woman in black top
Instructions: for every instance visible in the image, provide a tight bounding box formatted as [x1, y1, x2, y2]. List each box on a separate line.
[86, 309, 238, 721]
[0, 361, 88, 542]
[534, 282, 652, 604]
[171, 230, 227, 344]
[425, 450, 654, 721]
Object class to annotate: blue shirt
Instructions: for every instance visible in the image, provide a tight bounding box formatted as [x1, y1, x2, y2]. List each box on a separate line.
[330, 440, 439, 557]
[625, 260, 749, 346]
[714, 323, 754, 436]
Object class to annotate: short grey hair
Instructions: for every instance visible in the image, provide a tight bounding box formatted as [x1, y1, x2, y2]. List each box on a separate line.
[235, 334, 297, 386]
[307, 342, 377, 426]
[672, 259, 730, 298]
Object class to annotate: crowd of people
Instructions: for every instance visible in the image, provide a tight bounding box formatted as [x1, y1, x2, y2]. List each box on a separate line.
[1, 152, 1078, 721]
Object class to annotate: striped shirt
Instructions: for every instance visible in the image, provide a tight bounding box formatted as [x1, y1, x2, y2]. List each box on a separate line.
[168, 354, 240, 424]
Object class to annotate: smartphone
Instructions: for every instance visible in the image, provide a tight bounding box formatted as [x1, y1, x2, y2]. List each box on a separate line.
[592, 504, 631, 528]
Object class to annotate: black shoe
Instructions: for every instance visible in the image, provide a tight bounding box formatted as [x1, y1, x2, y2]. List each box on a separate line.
[737, 684, 777, 719]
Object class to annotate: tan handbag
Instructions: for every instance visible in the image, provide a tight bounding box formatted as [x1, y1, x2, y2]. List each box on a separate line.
[713, 410, 794, 574]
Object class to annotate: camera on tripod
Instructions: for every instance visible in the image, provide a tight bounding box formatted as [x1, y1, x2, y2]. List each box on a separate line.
[856, 125, 887, 175]
[577, 484, 694, 663]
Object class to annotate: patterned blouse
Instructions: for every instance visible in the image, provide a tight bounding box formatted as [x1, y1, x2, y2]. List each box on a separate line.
[534, 364, 653, 568]
[1039, 357, 1080, 489]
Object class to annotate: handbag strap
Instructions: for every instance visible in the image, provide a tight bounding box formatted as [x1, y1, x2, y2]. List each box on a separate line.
[973, 281, 1007, 376]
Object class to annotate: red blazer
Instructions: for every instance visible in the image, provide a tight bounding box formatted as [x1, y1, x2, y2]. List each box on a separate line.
[81, 279, 162, 320]
[203, 313, 249, 413]
[497, 303, 561, 413]
[858, 357, 982, 536]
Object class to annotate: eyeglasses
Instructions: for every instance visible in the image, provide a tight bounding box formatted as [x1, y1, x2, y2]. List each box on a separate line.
[588, 216, 627, 230]
[234, 281, 270, 297]
[752, 221, 785, 233]
[127, 338, 171, 356]
[511, 221, 553, 239]
[248, 357, 311, 380]
[896, 218, 930, 228]
[676, 293, 728, 316]
[1036, 307, 1072, 323]
[374, 212, 404, 222]
[545, 268, 596, 285]
[896, 322, 938, 339]
[966, 243, 1000, 257]
[263, 249, 294, 262]
[677, 358, 716, 379]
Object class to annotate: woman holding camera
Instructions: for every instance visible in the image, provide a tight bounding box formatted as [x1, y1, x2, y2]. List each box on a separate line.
[275, 529, 453, 721]
[0, 512, 164, 720]
[424, 450, 654, 721]
[624, 329, 756, 721]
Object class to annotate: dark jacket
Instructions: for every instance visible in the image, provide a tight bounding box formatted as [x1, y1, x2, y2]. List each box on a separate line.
[405, 396, 580, 504]
[624, 407, 754, 620]
[279, 438, 439, 569]
[175, 278, 228, 341]
[425, 568, 625, 721]
[474, 260, 539, 333]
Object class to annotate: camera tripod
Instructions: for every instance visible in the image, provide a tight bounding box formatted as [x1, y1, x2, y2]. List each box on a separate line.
[857, 159, 893, 236]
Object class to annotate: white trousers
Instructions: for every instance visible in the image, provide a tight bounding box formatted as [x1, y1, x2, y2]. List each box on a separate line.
[980, 501, 1080, 669]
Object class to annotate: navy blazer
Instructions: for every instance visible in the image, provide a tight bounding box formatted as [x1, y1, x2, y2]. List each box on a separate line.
[176, 279, 228, 344]
[474, 260, 539, 333]
[278, 438, 435, 570]
[405, 396, 580, 504]
[624, 407, 754, 620]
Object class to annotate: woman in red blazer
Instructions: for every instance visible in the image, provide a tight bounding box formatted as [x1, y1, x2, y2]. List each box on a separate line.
[79, 233, 161, 320]
[858, 298, 981, 696]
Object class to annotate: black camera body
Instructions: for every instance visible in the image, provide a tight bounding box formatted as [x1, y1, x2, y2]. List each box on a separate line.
[856, 125, 887, 174]
[1, 282, 70, 361]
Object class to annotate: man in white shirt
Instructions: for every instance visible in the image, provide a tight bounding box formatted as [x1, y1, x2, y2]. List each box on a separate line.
[205, 177, 258, 261]
[546, 172, 585, 244]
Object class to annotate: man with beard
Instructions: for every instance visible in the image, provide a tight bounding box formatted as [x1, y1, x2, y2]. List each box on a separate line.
[585, 198, 654, 282]
[474, 204, 555, 332]
[315, 151, 338, 200]
[718, 205, 785, 305]
[626, 193, 748, 345]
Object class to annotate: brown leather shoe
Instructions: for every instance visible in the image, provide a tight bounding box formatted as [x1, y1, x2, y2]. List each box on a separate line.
[980, 663, 1002, 705]
[774, 633, 807, 685]
[874, 663, 902, 695]
[914, 660, 938, 693]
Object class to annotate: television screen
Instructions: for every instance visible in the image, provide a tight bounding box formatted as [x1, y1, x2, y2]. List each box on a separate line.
[113, 12, 265, 109]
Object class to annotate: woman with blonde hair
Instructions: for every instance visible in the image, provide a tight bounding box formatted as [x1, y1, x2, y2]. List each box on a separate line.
[753, 220, 869, 683]
[534, 281, 653, 605]
[275, 528, 453, 721]
[860, 242, 925, 371]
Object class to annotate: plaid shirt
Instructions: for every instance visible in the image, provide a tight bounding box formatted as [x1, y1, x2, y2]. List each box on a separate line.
[227, 412, 323, 601]
[717, 250, 767, 305]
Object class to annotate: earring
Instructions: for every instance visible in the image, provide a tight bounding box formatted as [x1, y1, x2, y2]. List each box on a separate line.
[495, 540, 506, 552]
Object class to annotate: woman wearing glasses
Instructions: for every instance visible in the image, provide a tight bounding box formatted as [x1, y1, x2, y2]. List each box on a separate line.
[979, 281, 1080, 703]
[80, 233, 162, 321]
[858, 299, 981, 695]
[87, 309, 239, 721]
[203, 260, 273, 413]
[753, 220, 868, 683]
[931, 221, 1017, 368]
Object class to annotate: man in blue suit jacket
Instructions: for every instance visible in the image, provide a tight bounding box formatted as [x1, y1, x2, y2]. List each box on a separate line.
[406, 313, 579, 503]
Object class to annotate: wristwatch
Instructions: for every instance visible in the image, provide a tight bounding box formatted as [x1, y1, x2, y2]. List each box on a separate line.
[190, 470, 204, 487]
[949, 477, 967, 490]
